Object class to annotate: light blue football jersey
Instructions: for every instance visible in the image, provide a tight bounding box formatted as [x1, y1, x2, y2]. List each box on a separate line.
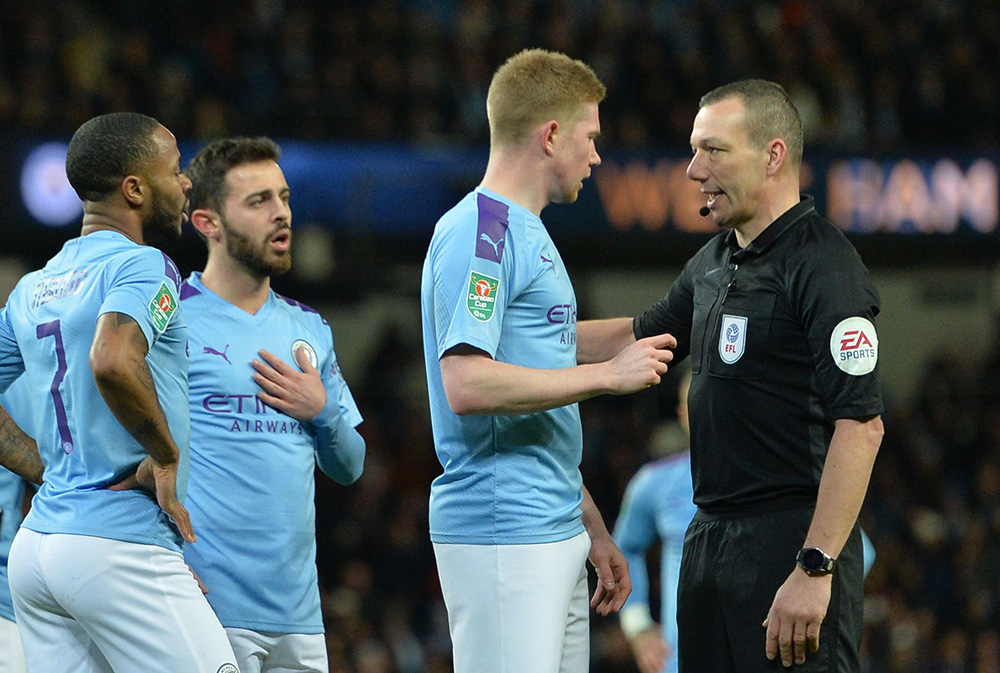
[0, 378, 34, 622]
[861, 527, 876, 578]
[181, 272, 362, 633]
[421, 187, 584, 545]
[0, 230, 189, 552]
[0, 467, 24, 623]
[614, 452, 696, 673]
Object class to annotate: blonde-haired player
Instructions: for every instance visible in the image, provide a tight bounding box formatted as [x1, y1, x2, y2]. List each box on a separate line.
[420, 49, 677, 673]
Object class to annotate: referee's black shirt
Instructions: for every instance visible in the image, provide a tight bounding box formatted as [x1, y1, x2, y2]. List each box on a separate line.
[634, 196, 883, 514]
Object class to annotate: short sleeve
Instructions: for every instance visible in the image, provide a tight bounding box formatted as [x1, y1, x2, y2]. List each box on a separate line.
[791, 238, 883, 419]
[0, 306, 25, 393]
[430, 215, 523, 360]
[100, 249, 182, 350]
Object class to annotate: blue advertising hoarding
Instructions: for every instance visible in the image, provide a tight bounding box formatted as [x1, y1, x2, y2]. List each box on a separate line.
[5, 133, 998, 241]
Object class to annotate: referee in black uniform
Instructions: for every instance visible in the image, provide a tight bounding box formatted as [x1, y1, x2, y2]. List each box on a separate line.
[596, 80, 884, 671]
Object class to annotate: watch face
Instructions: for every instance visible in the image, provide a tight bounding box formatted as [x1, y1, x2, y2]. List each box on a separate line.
[802, 548, 825, 570]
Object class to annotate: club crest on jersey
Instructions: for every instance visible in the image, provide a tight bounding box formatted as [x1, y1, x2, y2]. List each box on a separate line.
[217, 665, 238, 673]
[149, 282, 178, 332]
[292, 339, 319, 370]
[718, 314, 747, 364]
[467, 271, 500, 322]
[830, 317, 878, 375]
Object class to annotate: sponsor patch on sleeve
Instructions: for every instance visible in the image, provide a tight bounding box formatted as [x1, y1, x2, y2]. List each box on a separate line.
[830, 317, 878, 375]
[149, 282, 178, 332]
[467, 271, 500, 322]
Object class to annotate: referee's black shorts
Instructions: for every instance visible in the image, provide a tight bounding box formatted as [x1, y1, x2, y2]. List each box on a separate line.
[676, 506, 864, 673]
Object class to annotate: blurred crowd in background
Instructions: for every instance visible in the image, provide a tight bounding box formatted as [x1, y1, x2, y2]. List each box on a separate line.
[1, 0, 998, 151]
[2, 1, 1000, 672]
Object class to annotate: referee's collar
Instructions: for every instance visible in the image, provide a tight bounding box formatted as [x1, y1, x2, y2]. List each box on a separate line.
[726, 195, 816, 259]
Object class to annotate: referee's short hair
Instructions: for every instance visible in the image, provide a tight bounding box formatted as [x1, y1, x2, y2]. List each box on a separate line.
[700, 80, 803, 168]
[65, 112, 161, 202]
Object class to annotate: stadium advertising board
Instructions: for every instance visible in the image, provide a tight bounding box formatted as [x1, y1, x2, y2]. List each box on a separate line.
[6, 135, 998, 239]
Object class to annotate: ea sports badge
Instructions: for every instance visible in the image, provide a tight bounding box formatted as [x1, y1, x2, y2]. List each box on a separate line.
[292, 339, 319, 370]
[830, 317, 878, 375]
[718, 314, 747, 364]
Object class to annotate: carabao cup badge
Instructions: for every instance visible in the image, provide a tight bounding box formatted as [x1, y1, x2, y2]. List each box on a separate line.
[149, 282, 178, 332]
[292, 339, 319, 370]
[467, 271, 500, 322]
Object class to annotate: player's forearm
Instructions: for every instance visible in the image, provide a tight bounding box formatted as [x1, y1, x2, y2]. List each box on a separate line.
[441, 353, 615, 415]
[0, 404, 43, 485]
[618, 551, 651, 609]
[803, 416, 883, 558]
[581, 485, 613, 542]
[90, 314, 180, 466]
[577, 318, 635, 364]
[313, 415, 365, 485]
[93, 358, 180, 466]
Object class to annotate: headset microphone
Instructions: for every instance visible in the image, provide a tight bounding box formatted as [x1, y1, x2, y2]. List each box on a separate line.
[699, 206, 710, 217]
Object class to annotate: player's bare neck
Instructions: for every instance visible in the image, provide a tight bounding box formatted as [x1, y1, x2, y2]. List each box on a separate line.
[80, 211, 143, 245]
[481, 147, 548, 217]
[200, 258, 270, 315]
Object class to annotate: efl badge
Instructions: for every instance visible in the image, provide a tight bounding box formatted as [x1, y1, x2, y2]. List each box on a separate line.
[718, 314, 747, 364]
[149, 282, 178, 332]
[292, 339, 319, 370]
[830, 317, 878, 375]
[467, 271, 500, 322]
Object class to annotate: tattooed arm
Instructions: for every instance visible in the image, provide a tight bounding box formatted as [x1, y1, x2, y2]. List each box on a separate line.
[0, 403, 43, 485]
[90, 312, 195, 543]
[90, 312, 178, 465]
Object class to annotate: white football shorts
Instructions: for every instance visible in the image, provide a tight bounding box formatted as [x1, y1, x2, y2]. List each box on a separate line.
[0, 615, 27, 673]
[8, 528, 239, 673]
[225, 628, 328, 673]
[433, 531, 591, 673]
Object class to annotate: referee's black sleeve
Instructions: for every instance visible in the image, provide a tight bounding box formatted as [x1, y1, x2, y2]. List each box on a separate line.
[788, 228, 883, 420]
[633, 259, 696, 365]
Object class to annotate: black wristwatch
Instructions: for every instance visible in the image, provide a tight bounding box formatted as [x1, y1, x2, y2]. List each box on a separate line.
[796, 547, 836, 576]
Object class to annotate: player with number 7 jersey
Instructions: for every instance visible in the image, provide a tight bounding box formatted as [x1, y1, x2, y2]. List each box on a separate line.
[0, 235, 189, 550]
[0, 113, 237, 673]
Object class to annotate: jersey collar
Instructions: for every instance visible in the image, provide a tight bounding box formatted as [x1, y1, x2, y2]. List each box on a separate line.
[185, 271, 277, 323]
[726, 195, 816, 260]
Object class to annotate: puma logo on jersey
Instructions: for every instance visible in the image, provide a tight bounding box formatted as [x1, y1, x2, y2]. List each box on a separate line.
[479, 232, 503, 257]
[475, 194, 509, 263]
[204, 344, 231, 365]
